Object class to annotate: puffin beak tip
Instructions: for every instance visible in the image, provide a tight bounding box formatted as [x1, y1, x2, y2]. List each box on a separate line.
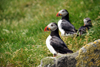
[44, 26, 47, 31]
[44, 26, 50, 31]
[56, 12, 59, 17]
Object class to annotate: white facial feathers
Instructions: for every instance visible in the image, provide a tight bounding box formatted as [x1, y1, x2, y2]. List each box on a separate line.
[47, 23, 58, 31]
[58, 9, 68, 17]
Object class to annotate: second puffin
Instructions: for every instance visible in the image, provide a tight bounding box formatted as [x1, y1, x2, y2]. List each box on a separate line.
[56, 9, 77, 37]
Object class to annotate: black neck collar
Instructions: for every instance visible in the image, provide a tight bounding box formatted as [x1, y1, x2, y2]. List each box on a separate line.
[50, 28, 60, 38]
[85, 25, 92, 27]
[84, 25, 92, 29]
[61, 14, 70, 22]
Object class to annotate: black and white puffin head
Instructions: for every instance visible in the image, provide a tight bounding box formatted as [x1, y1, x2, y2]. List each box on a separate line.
[56, 9, 69, 17]
[78, 18, 92, 36]
[83, 18, 92, 26]
[44, 22, 58, 32]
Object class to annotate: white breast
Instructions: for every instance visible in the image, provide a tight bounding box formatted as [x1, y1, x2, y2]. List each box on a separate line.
[65, 33, 77, 37]
[58, 19, 77, 37]
[46, 35, 57, 54]
[58, 19, 65, 36]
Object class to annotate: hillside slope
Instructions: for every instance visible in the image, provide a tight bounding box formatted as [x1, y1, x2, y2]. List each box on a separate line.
[0, 0, 100, 66]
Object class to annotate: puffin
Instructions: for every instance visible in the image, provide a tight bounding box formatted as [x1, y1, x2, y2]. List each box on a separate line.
[78, 18, 92, 36]
[44, 22, 73, 57]
[56, 9, 77, 37]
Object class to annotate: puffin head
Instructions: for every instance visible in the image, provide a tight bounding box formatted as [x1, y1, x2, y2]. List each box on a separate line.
[56, 9, 69, 17]
[44, 22, 58, 32]
[83, 18, 92, 26]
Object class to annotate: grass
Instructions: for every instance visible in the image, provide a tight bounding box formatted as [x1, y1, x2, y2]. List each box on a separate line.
[0, 0, 100, 67]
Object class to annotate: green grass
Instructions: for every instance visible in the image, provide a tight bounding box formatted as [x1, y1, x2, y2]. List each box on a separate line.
[0, 0, 100, 67]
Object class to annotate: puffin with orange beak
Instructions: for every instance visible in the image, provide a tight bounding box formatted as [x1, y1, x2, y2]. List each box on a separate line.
[56, 9, 77, 37]
[44, 22, 73, 57]
[78, 18, 92, 36]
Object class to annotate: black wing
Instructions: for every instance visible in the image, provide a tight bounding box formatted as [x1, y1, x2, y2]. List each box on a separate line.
[78, 26, 87, 35]
[61, 19, 77, 33]
[50, 36, 73, 54]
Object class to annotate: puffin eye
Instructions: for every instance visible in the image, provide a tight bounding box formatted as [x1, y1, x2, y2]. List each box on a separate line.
[51, 24, 53, 26]
[87, 21, 91, 23]
[62, 10, 64, 12]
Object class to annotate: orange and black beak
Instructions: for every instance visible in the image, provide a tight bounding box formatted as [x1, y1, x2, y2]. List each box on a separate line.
[44, 26, 50, 31]
[56, 12, 62, 17]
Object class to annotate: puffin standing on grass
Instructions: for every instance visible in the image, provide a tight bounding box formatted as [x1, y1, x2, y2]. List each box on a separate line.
[44, 22, 73, 57]
[78, 18, 92, 36]
[56, 9, 77, 37]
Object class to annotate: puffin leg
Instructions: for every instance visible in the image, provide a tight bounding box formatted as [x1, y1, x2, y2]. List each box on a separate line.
[53, 53, 57, 57]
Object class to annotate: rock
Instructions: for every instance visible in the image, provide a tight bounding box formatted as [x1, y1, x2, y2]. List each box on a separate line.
[39, 52, 78, 67]
[56, 51, 78, 67]
[40, 57, 56, 67]
[76, 39, 100, 67]
[39, 39, 100, 67]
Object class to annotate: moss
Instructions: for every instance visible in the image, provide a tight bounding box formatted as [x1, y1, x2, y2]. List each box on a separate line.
[41, 57, 56, 67]
[76, 39, 100, 67]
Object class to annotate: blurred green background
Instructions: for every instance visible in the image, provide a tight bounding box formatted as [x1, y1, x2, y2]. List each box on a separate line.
[0, 0, 100, 67]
